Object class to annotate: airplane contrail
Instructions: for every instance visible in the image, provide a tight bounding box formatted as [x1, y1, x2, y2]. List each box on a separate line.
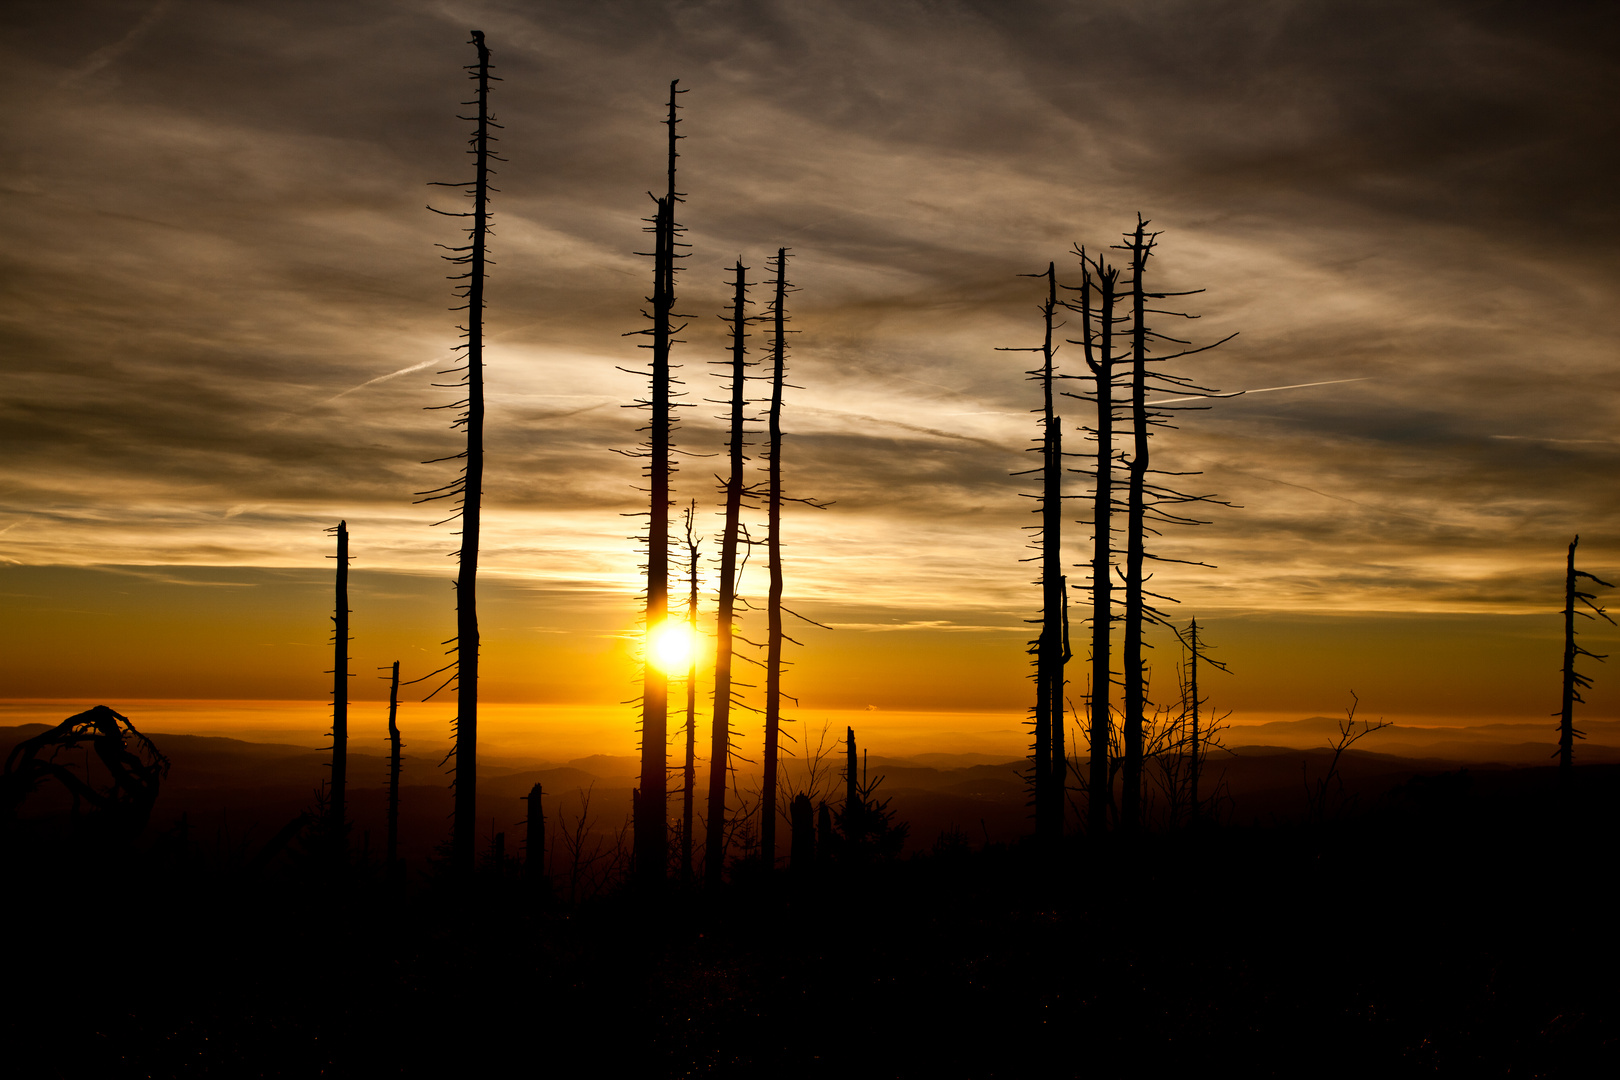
[1147, 377, 1370, 407]
[324, 320, 556, 404]
[325, 356, 448, 403]
[62, 0, 174, 87]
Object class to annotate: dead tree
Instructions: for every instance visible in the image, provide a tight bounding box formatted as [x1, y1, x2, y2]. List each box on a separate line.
[327, 521, 351, 858]
[1033, 265, 1071, 843]
[1063, 248, 1124, 833]
[756, 247, 826, 871]
[1111, 217, 1235, 832]
[624, 80, 688, 887]
[680, 500, 700, 884]
[705, 259, 755, 886]
[760, 248, 791, 871]
[384, 660, 403, 883]
[1003, 264, 1071, 845]
[1119, 224, 1152, 833]
[419, 30, 500, 874]
[1303, 691, 1389, 821]
[1558, 535, 1613, 781]
[1, 706, 170, 843]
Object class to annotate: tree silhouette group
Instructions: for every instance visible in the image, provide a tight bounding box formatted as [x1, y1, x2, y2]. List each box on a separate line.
[10, 30, 1611, 896]
[302, 33, 1616, 885]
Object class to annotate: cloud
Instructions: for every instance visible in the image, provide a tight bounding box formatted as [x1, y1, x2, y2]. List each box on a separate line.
[0, 0, 1616, 628]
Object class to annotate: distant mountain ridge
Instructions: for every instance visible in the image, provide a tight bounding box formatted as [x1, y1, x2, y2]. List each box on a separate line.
[1225, 716, 1620, 764]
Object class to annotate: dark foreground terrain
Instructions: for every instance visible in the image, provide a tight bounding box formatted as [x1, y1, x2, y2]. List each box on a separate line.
[5, 763, 1619, 1078]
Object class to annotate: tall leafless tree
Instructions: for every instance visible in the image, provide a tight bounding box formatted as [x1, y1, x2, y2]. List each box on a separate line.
[327, 521, 350, 858]
[1113, 217, 1234, 833]
[760, 247, 792, 872]
[626, 80, 688, 886]
[419, 30, 500, 873]
[679, 500, 700, 884]
[1559, 535, 1613, 781]
[1064, 248, 1123, 834]
[1119, 222, 1153, 834]
[383, 660, 402, 884]
[1066, 220, 1233, 834]
[705, 260, 755, 886]
[1004, 264, 1071, 845]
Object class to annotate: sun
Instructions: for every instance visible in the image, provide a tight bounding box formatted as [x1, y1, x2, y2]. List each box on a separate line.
[649, 619, 695, 675]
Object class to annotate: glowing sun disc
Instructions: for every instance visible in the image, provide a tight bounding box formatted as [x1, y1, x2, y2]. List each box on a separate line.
[649, 621, 694, 674]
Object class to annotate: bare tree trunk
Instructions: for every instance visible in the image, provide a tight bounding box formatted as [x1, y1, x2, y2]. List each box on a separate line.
[681, 502, 699, 885]
[1077, 255, 1119, 834]
[1555, 537, 1613, 779]
[706, 260, 750, 887]
[1561, 538, 1579, 777]
[635, 192, 669, 884]
[385, 659, 401, 883]
[1056, 579, 1070, 818]
[761, 247, 790, 872]
[423, 30, 494, 876]
[329, 521, 349, 858]
[635, 81, 683, 887]
[1121, 220, 1152, 834]
[1024, 263, 1069, 847]
[1041, 268, 1070, 844]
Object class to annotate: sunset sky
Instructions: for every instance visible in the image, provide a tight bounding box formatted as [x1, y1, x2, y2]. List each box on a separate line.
[3, 1, 1619, 755]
